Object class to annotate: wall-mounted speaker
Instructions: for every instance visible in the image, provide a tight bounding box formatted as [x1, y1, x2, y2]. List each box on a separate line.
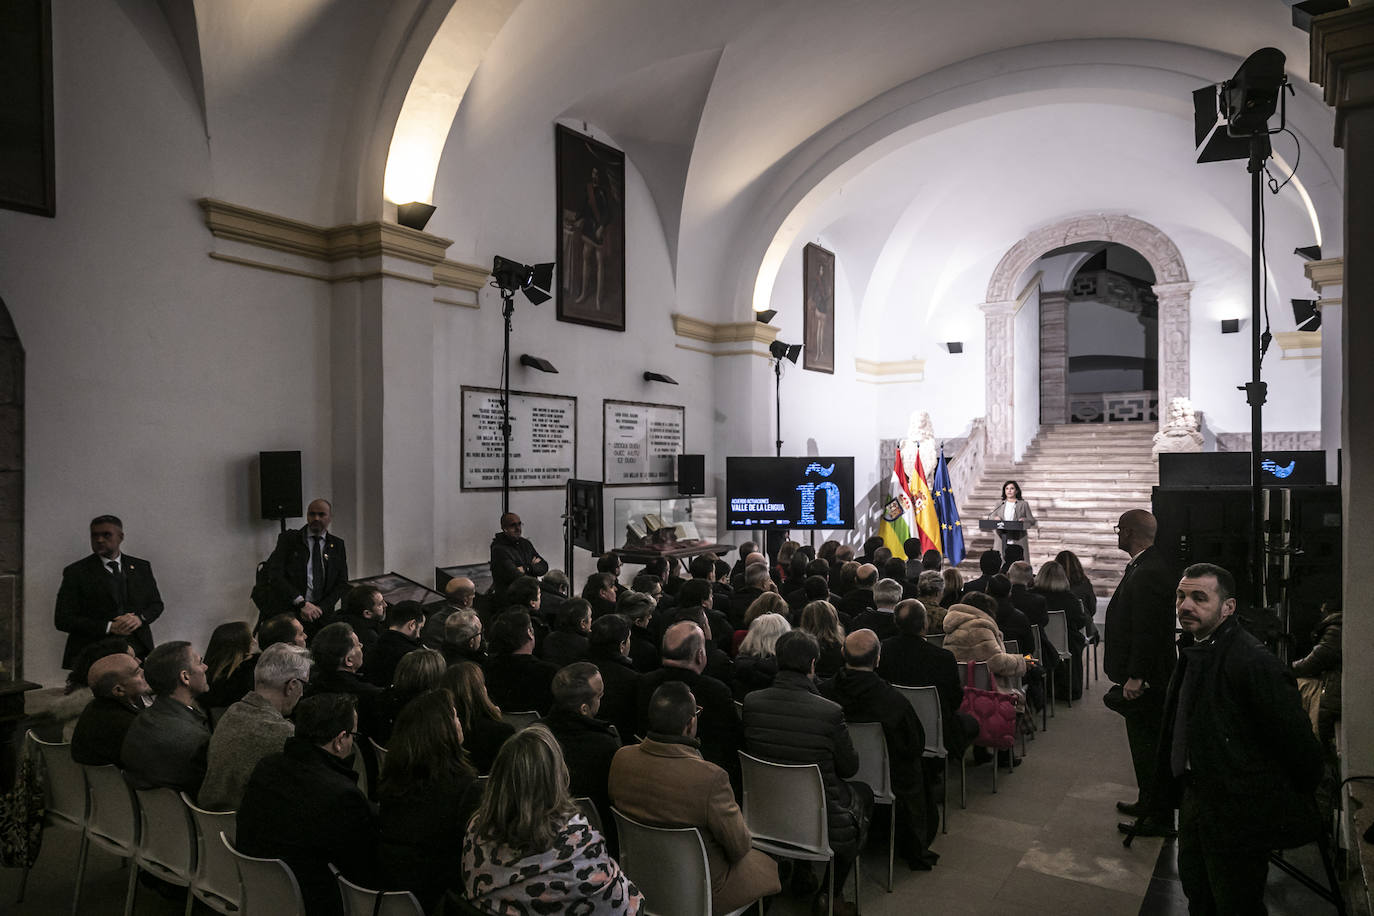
[677, 454, 705, 495]
[259, 451, 302, 520]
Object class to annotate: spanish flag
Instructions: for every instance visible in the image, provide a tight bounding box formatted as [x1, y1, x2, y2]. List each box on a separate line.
[910, 450, 942, 555]
[880, 448, 916, 560]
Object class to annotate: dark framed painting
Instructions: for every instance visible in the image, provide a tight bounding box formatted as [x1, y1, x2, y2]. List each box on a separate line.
[0, 0, 56, 217]
[803, 242, 835, 373]
[556, 124, 626, 331]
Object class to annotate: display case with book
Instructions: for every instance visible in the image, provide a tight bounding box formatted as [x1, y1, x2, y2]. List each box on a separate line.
[613, 497, 718, 551]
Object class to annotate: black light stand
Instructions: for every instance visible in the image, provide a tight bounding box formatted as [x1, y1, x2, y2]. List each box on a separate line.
[490, 256, 555, 516]
[1244, 134, 1269, 612]
[768, 339, 802, 457]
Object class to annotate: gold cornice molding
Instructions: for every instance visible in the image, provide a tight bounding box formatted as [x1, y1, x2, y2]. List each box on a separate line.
[671, 314, 779, 351]
[1304, 257, 1344, 295]
[1310, 5, 1374, 147]
[198, 198, 487, 299]
[1275, 330, 1322, 360]
[855, 358, 926, 383]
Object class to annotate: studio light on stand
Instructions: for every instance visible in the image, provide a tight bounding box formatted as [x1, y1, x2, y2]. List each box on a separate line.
[1192, 46, 1291, 615]
[1291, 299, 1321, 333]
[491, 255, 555, 514]
[768, 339, 802, 458]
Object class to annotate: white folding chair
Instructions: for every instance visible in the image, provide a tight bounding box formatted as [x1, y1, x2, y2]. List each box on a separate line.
[611, 808, 751, 916]
[125, 787, 196, 915]
[955, 662, 1010, 793]
[369, 737, 389, 772]
[182, 794, 240, 915]
[221, 831, 307, 916]
[1045, 610, 1071, 709]
[574, 796, 603, 832]
[738, 752, 859, 916]
[894, 685, 955, 829]
[76, 765, 139, 914]
[23, 732, 87, 910]
[329, 863, 425, 916]
[847, 723, 896, 892]
[924, 634, 945, 648]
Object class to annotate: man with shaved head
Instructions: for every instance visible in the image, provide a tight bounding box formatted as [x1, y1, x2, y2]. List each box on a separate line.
[821, 629, 939, 871]
[838, 563, 879, 618]
[636, 620, 742, 779]
[71, 652, 152, 766]
[1104, 508, 1178, 837]
[264, 497, 349, 633]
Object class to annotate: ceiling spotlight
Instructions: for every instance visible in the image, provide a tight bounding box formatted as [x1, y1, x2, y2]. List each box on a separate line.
[1221, 319, 1241, 334]
[643, 371, 679, 385]
[768, 340, 802, 364]
[946, 341, 964, 354]
[396, 202, 437, 231]
[1291, 299, 1322, 332]
[492, 256, 555, 305]
[755, 309, 778, 324]
[1294, 245, 1322, 261]
[519, 354, 558, 373]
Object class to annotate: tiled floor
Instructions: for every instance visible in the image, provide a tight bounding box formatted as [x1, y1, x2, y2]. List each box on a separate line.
[0, 675, 1349, 914]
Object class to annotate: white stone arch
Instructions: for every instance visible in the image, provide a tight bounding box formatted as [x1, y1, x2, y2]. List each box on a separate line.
[979, 214, 1193, 458]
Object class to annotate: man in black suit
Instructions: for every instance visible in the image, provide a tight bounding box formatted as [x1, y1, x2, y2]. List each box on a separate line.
[1103, 509, 1177, 834]
[878, 599, 978, 760]
[960, 549, 1002, 596]
[265, 498, 349, 630]
[55, 514, 164, 668]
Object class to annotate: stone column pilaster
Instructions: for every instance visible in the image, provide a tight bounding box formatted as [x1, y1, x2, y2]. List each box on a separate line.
[981, 300, 1016, 459]
[1153, 281, 1195, 430]
[1039, 290, 1069, 425]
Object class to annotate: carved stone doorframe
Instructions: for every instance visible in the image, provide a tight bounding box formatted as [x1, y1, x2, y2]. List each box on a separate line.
[980, 215, 1192, 458]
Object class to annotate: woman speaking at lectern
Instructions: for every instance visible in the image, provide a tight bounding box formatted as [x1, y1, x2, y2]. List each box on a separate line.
[986, 480, 1036, 562]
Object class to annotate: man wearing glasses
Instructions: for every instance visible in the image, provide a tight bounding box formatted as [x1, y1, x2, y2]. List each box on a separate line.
[200, 643, 311, 810]
[489, 512, 548, 600]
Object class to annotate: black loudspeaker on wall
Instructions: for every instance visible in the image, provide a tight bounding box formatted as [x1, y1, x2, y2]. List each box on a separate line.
[677, 454, 705, 496]
[259, 451, 303, 520]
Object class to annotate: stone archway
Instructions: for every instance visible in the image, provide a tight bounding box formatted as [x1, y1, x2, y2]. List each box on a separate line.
[980, 214, 1192, 458]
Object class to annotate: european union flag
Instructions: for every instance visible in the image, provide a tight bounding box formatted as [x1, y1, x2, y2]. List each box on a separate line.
[931, 445, 965, 566]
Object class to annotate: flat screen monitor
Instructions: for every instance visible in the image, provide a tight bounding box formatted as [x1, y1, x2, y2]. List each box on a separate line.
[725, 457, 855, 530]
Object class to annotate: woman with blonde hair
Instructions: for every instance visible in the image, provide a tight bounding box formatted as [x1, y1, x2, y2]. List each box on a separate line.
[463, 725, 642, 915]
[369, 647, 447, 743]
[733, 591, 790, 655]
[733, 612, 792, 700]
[939, 567, 964, 609]
[442, 661, 515, 774]
[798, 600, 845, 678]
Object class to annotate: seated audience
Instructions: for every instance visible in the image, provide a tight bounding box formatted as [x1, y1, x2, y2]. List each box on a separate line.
[307, 621, 383, 700]
[71, 652, 151, 767]
[540, 569, 571, 622]
[961, 550, 1001, 596]
[999, 543, 1025, 573]
[734, 591, 790, 655]
[858, 536, 885, 566]
[1054, 549, 1099, 636]
[672, 579, 733, 654]
[882, 556, 908, 587]
[921, 549, 943, 571]
[1033, 560, 1089, 700]
[542, 597, 593, 667]
[637, 621, 742, 779]
[237, 694, 376, 916]
[743, 630, 872, 916]
[984, 577, 1036, 657]
[52, 637, 132, 740]
[820, 629, 938, 871]
[539, 662, 621, 843]
[939, 568, 964, 609]
[610, 682, 780, 913]
[853, 578, 903, 641]
[338, 584, 386, 652]
[379, 688, 481, 915]
[443, 661, 515, 774]
[902, 538, 925, 583]
[667, 604, 735, 687]
[200, 643, 309, 810]
[121, 640, 211, 794]
[200, 621, 257, 711]
[786, 561, 835, 612]
[877, 599, 977, 760]
[586, 614, 642, 746]
[420, 577, 474, 650]
[733, 612, 790, 701]
[463, 726, 642, 916]
[484, 610, 558, 714]
[942, 600, 1028, 713]
[728, 563, 774, 627]
[631, 573, 665, 608]
[798, 600, 846, 679]
[1007, 561, 1048, 628]
[505, 576, 547, 639]
[441, 608, 487, 668]
[597, 554, 627, 594]
[584, 572, 620, 618]
[367, 647, 446, 744]
[915, 571, 947, 632]
[365, 600, 426, 687]
[618, 590, 660, 672]
[260, 611, 309, 650]
[834, 559, 860, 597]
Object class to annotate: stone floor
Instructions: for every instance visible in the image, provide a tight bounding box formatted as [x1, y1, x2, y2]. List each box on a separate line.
[0, 672, 1350, 914]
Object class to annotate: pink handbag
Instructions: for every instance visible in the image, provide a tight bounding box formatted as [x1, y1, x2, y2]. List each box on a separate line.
[958, 661, 1017, 749]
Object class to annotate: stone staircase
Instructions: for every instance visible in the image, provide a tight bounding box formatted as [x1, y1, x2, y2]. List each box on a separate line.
[955, 423, 1158, 605]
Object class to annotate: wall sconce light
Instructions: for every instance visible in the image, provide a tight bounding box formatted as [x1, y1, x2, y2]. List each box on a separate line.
[1221, 319, 1241, 334]
[396, 202, 437, 231]
[1293, 245, 1321, 261]
[755, 309, 778, 324]
[945, 341, 964, 354]
[519, 354, 558, 373]
[643, 371, 679, 385]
